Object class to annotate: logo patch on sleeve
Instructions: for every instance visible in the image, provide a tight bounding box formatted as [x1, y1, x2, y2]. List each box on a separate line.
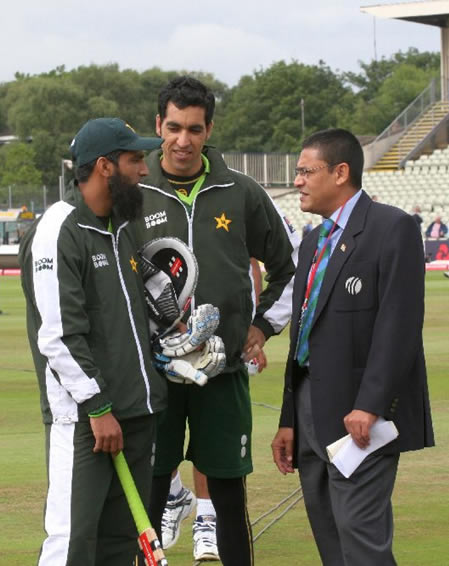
[283, 215, 296, 234]
[34, 257, 54, 272]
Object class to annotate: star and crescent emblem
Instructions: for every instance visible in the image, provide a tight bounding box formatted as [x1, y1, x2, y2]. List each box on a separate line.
[130, 256, 138, 273]
[215, 212, 232, 232]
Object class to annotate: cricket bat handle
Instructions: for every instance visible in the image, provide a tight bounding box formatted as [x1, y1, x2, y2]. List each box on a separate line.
[113, 451, 168, 566]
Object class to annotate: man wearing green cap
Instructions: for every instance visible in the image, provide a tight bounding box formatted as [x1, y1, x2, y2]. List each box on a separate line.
[19, 118, 167, 566]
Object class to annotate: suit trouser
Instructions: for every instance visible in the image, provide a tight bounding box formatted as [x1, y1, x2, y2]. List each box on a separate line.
[295, 374, 399, 566]
[39, 415, 156, 566]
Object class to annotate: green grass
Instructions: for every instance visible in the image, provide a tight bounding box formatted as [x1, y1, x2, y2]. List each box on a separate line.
[0, 272, 448, 565]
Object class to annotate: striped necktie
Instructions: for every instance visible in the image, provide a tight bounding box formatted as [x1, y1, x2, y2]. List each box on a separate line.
[296, 218, 335, 366]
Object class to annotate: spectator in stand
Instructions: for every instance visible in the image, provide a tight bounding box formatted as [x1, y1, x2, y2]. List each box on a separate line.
[411, 205, 423, 229]
[425, 215, 448, 239]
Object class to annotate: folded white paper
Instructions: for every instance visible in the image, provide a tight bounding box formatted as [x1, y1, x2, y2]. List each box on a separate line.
[326, 417, 399, 478]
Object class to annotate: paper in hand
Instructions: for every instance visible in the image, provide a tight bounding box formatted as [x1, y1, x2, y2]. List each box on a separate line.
[326, 417, 399, 478]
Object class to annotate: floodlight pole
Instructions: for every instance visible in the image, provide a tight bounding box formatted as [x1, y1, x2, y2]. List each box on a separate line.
[301, 99, 305, 136]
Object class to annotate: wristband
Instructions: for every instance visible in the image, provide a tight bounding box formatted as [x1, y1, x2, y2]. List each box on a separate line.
[88, 404, 112, 418]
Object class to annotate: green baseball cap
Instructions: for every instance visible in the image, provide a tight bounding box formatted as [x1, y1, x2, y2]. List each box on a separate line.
[70, 117, 162, 166]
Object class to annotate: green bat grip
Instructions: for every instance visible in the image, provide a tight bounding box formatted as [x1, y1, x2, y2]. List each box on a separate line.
[113, 451, 150, 534]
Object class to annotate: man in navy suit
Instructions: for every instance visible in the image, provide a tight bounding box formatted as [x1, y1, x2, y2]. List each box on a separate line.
[272, 128, 434, 566]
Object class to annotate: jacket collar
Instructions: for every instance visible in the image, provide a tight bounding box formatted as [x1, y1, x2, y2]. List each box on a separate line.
[295, 190, 372, 329]
[64, 182, 128, 232]
[139, 146, 235, 195]
[314, 190, 371, 324]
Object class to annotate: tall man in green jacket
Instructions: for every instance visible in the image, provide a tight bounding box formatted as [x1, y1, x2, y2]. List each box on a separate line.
[132, 76, 300, 566]
[19, 118, 167, 566]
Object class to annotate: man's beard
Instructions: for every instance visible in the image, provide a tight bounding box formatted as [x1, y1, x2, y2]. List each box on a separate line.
[108, 173, 143, 221]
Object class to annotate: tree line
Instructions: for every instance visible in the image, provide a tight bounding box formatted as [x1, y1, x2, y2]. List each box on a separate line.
[0, 48, 440, 188]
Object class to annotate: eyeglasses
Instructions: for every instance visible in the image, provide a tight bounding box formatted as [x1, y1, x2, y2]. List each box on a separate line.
[294, 163, 337, 179]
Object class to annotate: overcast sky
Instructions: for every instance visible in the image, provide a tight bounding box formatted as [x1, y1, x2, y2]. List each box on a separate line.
[0, 1, 441, 86]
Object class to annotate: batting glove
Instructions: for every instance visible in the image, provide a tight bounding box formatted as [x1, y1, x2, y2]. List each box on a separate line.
[180, 335, 226, 378]
[159, 304, 220, 357]
[153, 352, 208, 386]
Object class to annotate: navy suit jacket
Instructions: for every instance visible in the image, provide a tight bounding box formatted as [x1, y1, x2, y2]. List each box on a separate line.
[280, 191, 434, 456]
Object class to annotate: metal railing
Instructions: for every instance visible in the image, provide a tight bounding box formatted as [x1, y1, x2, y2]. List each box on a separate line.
[399, 112, 449, 167]
[0, 185, 59, 212]
[222, 152, 298, 186]
[375, 78, 440, 146]
[396, 100, 449, 162]
[1, 153, 299, 212]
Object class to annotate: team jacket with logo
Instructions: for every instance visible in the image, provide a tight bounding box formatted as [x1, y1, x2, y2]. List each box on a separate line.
[134, 147, 300, 372]
[19, 187, 167, 425]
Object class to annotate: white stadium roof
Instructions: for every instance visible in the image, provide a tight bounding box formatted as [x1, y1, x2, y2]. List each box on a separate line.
[361, 1, 449, 27]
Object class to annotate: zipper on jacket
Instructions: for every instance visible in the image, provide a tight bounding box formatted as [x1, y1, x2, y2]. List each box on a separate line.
[139, 181, 233, 314]
[112, 225, 153, 413]
[79, 221, 154, 414]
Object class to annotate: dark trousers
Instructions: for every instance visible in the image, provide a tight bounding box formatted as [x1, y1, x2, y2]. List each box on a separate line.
[295, 375, 399, 566]
[149, 474, 254, 566]
[39, 415, 156, 566]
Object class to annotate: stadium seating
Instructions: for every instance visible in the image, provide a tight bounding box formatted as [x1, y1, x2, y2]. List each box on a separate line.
[274, 147, 449, 236]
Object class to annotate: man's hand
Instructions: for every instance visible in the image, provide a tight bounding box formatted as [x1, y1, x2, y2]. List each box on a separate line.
[255, 349, 267, 372]
[271, 427, 295, 475]
[343, 409, 378, 449]
[243, 325, 266, 362]
[90, 412, 123, 455]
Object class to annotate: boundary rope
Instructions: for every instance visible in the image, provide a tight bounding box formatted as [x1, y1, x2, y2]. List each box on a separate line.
[253, 490, 304, 542]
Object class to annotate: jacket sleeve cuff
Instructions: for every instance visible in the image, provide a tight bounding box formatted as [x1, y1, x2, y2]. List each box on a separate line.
[252, 315, 275, 340]
[279, 387, 295, 428]
[80, 391, 112, 417]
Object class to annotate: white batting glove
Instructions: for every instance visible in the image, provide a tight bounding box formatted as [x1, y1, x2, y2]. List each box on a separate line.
[153, 351, 208, 386]
[180, 335, 226, 378]
[164, 359, 208, 386]
[159, 304, 220, 357]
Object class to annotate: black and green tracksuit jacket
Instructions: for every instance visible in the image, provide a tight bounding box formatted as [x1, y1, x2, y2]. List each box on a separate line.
[19, 186, 167, 425]
[134, 146, 300, 372]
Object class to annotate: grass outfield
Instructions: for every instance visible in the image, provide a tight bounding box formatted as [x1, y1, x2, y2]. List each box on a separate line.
[0, 273, 448, 565]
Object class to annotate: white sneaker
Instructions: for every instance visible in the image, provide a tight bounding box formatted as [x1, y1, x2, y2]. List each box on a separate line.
[161, 487, 196, 549]
[193, 514, 220, 561]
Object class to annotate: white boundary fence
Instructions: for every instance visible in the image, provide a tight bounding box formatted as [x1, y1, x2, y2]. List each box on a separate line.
[222, 152, 298, 186]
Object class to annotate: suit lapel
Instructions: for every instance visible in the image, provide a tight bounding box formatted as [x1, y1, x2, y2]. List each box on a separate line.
[312, 191, 371, 326]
